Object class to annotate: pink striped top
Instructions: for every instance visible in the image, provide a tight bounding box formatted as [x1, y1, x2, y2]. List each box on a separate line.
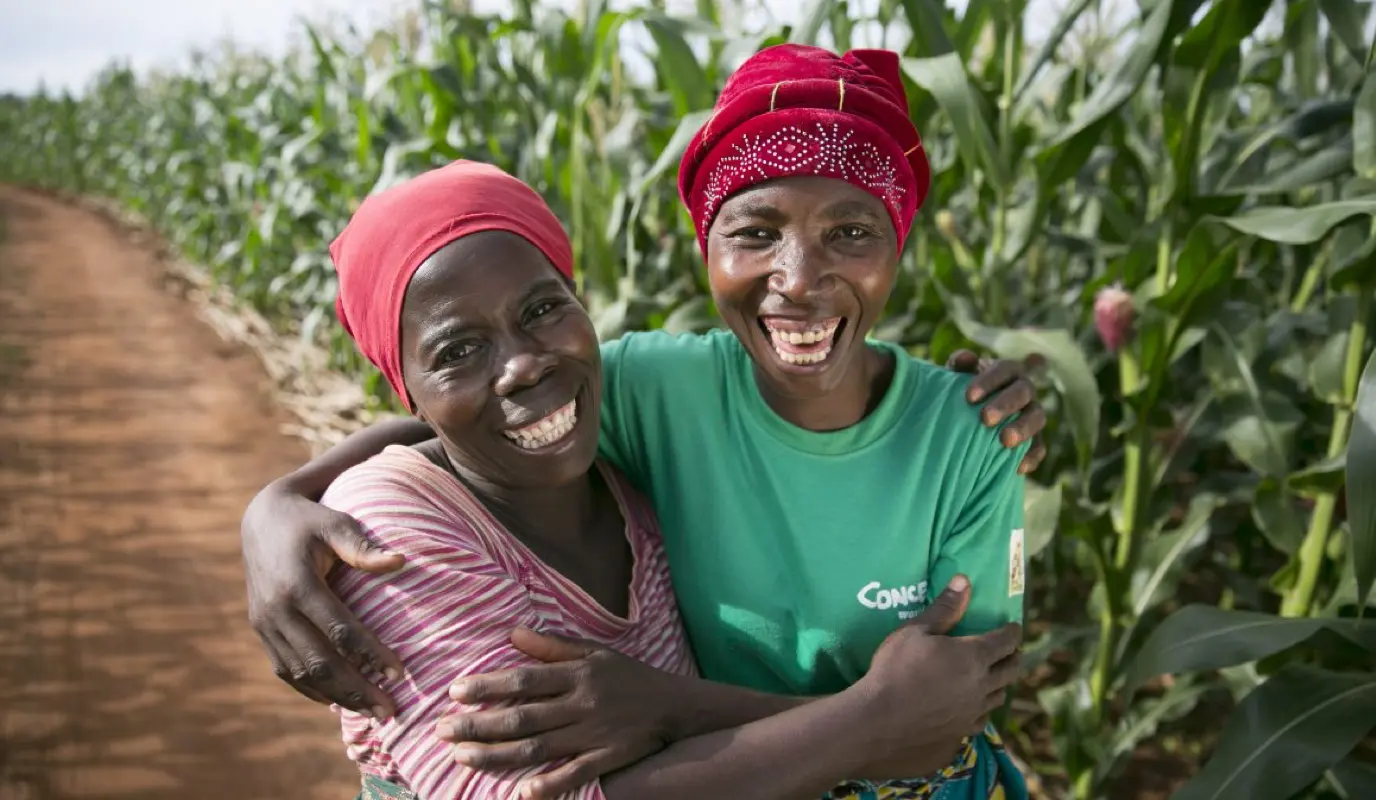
[321, 445, 698, 799]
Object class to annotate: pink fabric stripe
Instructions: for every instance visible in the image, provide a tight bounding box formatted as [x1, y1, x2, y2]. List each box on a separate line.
[322, 446, 696, 800]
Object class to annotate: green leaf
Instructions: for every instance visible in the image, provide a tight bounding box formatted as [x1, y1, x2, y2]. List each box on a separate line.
[1130, 493, 1221, 618]
[1039, 0, 1175, 171]
[899, 0, 956, 58]
[1311, 330, 1352, 403]
[1253, 480, 1306, 556]
[943, 295, 1101, 469]
[1345, 346, 1376, 610]
[1357, 72, 1376, 179]
[1330, 754, 1376, 799]
[1173, 666, 1376, 800]
[1317, 0, 1371, 67]
[1023, 480, 1062, 558]
[1013, 0, 1096, 103]
[788, 0, 835, 46]
[1212, 326, 1300, 478]
[1289, 454, 1348, 496]
[1123, 605, 1376, 699]
[644, 14, 715, 115]
[1216, 199, 1376, 245]
[634, 109, 712, 199]
[902, 54, 1008, 187]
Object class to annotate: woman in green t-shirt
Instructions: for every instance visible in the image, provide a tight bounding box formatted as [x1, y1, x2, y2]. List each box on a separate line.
[241, 45, 1048, 799]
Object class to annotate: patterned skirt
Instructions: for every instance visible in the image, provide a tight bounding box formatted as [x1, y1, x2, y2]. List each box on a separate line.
[353, 728, 1023, 800]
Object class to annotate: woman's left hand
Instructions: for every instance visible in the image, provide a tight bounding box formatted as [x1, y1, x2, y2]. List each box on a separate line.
[434, 627, 678, 797]
[947, 349, 1048, 474]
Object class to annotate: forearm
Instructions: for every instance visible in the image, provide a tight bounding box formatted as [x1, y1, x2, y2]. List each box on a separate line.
[663, 672, 816, 740]
[276, 417, 434, 500]
[601, 686, 874, 800]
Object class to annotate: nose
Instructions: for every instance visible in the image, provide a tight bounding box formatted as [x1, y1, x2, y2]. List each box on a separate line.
[493, 344, 558, 397]
[767, 235, 834, 303]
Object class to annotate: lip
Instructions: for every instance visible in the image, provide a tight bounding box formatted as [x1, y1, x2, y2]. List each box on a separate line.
[501, 394, 579, 433]
[500, 391, 587, 455]
[755, 316, 848, 373]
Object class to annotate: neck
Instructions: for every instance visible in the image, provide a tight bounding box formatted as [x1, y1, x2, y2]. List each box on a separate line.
[755, 344, 895, 431]
[444, 450, 597, 544]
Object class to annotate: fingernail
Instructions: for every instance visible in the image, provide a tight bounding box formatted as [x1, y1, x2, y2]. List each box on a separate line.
[372, 706, 389, 720]
[949, 575, 970, 592]
[384, 667, 402, 682]
[449, 682, 469, 701]
[359, 707, 376, 719]
[453, 745, 479, 765]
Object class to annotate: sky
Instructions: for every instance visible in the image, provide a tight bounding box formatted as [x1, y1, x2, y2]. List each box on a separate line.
[0, 0, 1146, 95]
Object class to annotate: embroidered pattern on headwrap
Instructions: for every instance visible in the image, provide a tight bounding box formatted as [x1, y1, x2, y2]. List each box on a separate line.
[699, 122, 907, 232]
[677, 44, 932, 256]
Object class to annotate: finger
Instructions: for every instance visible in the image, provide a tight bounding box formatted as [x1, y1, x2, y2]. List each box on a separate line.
[449, 732, 566, 773]
[989, 650, 1023, 689]
[966, 359, 1021, 405]
[260, 631, 334, 706]
[910, 575, 971, 635]
[436, 701, 577, 745]
[977, 374, 1035, 427]
[277, 609, 395, 718]
[999, 401, 1046, 448]
[518, 747, 633, 800]
[450, 663, 578, 704]
[974, 623, 1024, 665]
[946, 349, 980, 373]
[1018, 437, 1048, 475]
[510, 626, 598, 663]
[324, 521, 405, 575]
[295, 581, 404, 682]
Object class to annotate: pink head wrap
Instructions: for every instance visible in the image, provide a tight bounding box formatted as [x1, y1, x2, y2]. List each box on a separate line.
[329, 160, 574, 411]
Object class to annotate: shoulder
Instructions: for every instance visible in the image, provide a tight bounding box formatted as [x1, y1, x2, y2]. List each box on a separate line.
[321, 445, 454, 516]
[321, 446, 494, 556]
[601, 328, 737, 381]
[896, 349, 1027, 474]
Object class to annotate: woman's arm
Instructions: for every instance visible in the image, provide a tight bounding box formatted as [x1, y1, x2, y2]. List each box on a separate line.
[242, 416, 434, 716]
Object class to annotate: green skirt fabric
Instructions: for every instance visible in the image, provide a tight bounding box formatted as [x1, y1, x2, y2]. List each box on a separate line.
[355, 774, 418, 800]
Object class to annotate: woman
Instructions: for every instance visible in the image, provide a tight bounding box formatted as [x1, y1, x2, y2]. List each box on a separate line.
[318, 158, 1021, 799]
[242, 45, 1047, 798]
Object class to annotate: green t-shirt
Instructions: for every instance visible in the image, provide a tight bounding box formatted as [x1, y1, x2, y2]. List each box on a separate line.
[597, 329, 1029, 695]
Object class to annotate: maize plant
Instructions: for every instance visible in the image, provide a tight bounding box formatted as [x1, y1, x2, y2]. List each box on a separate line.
[2, 0, 1375, 797]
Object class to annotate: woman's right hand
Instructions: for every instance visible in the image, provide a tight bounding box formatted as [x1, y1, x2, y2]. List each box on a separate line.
[241, 479, 407, 717]
[853, 575, 1023, 777]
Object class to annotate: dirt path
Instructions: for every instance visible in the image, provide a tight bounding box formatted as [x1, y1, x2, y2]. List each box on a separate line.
[0, 187, 359, 800]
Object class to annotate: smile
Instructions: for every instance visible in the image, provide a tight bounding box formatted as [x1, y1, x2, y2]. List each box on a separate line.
[502, 399, 578, 450]
[760, 316, 844, 366]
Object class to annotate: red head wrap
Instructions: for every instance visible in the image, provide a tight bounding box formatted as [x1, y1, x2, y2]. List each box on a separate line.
[329, 159, 574, 412]
[678, 44, 930, 255]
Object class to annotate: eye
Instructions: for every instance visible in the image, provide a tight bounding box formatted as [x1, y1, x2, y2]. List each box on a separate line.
[526, 298, 564, 322]
[835, 224, 875, 241]
[438, 341, 480, 365]
[727, 226, 776, 246]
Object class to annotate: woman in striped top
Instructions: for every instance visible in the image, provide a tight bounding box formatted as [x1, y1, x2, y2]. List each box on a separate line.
[317, 158, 1024, 800]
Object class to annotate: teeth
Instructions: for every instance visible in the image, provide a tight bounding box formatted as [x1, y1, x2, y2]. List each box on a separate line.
[764, 320, 839, 366]
[503, 400, 578, 450]
[776, 347, 833, 365]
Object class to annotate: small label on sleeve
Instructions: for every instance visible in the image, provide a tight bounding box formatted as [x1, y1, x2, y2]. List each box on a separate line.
[1009, 528, 1026, 597]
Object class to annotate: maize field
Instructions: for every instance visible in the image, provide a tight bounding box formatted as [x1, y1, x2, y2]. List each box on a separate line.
[2, 0, 1375, 797]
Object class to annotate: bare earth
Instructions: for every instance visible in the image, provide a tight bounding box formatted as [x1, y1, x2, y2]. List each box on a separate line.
[0, 187, 359, 800]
